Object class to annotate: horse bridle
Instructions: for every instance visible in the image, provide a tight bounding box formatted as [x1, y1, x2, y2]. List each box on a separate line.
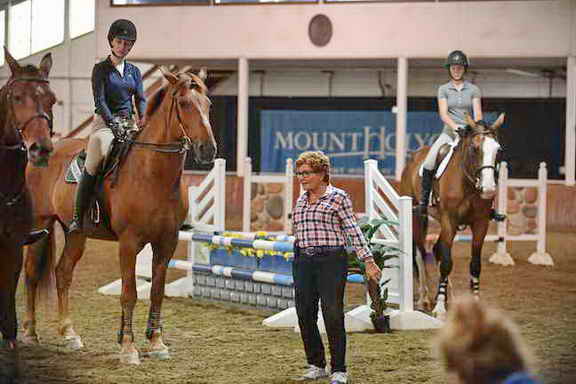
[460, 128, 502, 191]
[130, 81, 195, 154]
[0, 77, 53, 207]
[0, 76, 54, 151]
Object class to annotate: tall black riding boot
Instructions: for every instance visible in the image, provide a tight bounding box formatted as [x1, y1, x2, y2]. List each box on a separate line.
[68, 170, 97, 233]
[415, 168, 434, 216]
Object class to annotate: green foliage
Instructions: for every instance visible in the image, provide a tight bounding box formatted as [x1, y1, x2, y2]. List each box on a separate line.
[348, 217, 403, 331]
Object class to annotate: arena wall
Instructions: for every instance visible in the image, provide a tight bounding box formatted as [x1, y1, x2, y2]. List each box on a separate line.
[183, 174, 576, 232]
[98, 1, 575, 60]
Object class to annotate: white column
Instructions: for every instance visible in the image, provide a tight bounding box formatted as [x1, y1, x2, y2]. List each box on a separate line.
[242, 157, 252, 232]
[395, 57, 408, 181]
[237, 57, 249, 177]
[64, 0, 72, 135]
[566, 56, 576, 186]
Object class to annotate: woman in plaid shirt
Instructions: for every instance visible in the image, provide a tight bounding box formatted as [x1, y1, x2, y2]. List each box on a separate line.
[291, 151, 381, 384]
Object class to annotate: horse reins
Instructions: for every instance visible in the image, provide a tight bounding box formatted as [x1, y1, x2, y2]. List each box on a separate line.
[459, 128, 501, 191]
[130, 79, 195, 154]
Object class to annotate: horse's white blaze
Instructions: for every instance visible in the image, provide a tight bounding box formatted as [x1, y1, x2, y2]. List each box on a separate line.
[480, 137, 500, 199]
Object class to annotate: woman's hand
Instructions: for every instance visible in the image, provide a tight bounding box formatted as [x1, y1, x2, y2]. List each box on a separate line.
[365, 260, 382, 283]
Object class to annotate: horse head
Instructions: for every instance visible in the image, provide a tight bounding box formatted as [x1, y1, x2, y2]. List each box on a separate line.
[1, 48, 55, 166]
[463, 113, 505, 199]
[159, 67, 216, 164]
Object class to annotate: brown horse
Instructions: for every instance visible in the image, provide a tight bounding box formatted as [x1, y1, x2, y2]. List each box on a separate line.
[0, 48, 54, 350]
[24, 68, 216, 364]
[400, 113, 505, 319]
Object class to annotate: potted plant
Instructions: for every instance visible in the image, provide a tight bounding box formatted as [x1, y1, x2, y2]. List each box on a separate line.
[348, 217, 402, 333]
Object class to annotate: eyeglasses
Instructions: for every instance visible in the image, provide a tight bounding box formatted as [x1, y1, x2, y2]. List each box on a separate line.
[295, 171, 318, 178]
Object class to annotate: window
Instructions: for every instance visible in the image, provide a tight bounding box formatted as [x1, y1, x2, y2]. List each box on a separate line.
[32, 0, 64, 52]
[8, 0, 65, 59]
[9, 0, 31, 59]
[70, 0, 95, 38]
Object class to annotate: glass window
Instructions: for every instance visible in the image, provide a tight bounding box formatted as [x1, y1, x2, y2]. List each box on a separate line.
[31, 0, 64, 53]
[9, 0, 31, 59]
[70, 0, 95, 39]
[0, 10, 5, 66]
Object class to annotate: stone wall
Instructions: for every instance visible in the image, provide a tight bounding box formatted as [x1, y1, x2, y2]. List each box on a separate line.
[249, 182, 286, 232]
[506, 187, 539, 235]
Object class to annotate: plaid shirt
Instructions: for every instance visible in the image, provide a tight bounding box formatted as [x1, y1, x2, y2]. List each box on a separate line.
[292, 185, 372, 261]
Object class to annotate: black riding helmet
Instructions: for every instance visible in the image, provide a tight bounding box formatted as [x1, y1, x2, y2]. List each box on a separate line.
[108, 19, 137, 47]
[444, 50, 469, 69]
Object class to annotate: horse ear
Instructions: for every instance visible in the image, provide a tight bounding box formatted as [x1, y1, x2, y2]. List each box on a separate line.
[464, 112, 476, 129]
[491, 113, 506, 130]
[198, 67, 207, 82]
[160, 66, 178, 85]
[4, 46, 21, 77]
[39, 52, 53, 79]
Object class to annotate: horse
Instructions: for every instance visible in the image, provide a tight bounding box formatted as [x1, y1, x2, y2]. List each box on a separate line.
[399, 113, 505, 319]
[0, 48, 54, 350]
[23, 67, 216, 365]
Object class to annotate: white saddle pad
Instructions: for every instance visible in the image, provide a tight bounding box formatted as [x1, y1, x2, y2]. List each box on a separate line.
[418, 138, 459, 179]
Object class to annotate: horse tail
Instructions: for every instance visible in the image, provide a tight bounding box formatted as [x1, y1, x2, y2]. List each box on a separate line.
[28, 220, 57, 304]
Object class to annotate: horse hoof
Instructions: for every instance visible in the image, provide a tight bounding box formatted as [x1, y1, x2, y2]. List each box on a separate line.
[119, 351, 141, 365]
[21, 334, 40, 345]
[64, 335, 84, 350]
[147, 348, 171, 360]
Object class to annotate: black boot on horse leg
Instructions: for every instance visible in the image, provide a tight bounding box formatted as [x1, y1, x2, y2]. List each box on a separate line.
[68, 170, 97, 233]
[415, 168, 434, 217]
[432, 241, 453, 320]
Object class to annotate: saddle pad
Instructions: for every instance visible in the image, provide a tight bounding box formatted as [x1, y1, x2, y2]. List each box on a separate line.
[418, 137, 460, 179]
[65, 151, 87, 184]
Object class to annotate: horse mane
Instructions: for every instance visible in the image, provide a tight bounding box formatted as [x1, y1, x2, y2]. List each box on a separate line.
[145, 87, 166, 119]
[144, 72, 212, 129]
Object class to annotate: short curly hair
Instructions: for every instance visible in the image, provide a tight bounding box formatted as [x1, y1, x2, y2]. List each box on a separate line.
[295, 151, 330, 183]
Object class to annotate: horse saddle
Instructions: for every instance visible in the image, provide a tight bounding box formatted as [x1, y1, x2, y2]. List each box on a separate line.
[418, 139, 459, 180]
[64, 137, 134, 230]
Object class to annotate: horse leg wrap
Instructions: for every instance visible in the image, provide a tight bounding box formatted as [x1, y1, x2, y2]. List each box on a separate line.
[436, 242, 453, 278]
[470, 258, 481, 279]
[470, 276, 480, 296]
[118, 307, 134, 345]
[146, 311, 162, 340]
[437, 279, 448, 301]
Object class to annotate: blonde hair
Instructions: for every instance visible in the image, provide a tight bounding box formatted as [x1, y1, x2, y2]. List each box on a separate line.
[295, 151, 330, 183]
[434, 295, 533, 384]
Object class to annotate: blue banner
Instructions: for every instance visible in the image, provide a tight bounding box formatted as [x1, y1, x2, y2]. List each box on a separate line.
[260, 110, 444, 176]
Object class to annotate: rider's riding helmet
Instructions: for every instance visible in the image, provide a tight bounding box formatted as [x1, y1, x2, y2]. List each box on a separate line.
[444, 50, 469, 69]
[108, 19, 137, 47]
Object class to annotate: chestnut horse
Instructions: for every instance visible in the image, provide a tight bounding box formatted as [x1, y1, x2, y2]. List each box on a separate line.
[0, 48, 54, 350]
[400, 113, 505, 320]
[24, 68, 216, 364]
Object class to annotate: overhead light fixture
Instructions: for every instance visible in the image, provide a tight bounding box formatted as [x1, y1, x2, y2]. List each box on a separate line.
[505, 68, 540, 78]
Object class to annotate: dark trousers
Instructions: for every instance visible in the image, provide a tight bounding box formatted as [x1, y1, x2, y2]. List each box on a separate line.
[293, 246, 348, 373]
